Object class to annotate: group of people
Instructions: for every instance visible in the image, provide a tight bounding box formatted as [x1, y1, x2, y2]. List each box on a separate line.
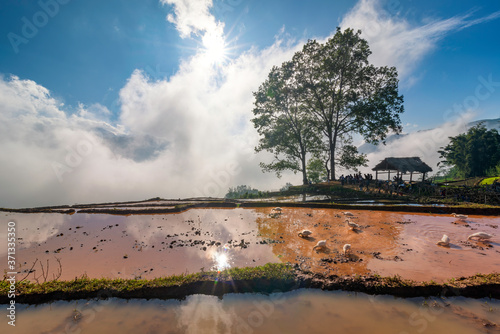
[338, 172, 415, 196]
[338, 173, 374, 186]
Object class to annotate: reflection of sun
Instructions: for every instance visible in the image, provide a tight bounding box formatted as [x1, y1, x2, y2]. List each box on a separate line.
[215, 253, 229, 270]
[212, 245, 231, 271]
[202, 31, 227, 64]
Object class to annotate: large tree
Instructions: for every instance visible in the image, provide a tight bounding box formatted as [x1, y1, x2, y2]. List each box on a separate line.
[438, 124, 500, 178]
[293, 28, 404, 180]
[252, 28, 404, 182]
[252, 61, 320, 185]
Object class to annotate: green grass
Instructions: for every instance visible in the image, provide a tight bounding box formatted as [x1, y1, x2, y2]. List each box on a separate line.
[380, 274, 414, 287]
[2, 264, 499, 299]
[0, 263, 294, 296]
[479, 176, 500, 186]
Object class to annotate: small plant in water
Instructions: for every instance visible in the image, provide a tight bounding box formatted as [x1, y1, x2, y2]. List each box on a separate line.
[72, 309, 82, 322]
[483, 301, 495, 312]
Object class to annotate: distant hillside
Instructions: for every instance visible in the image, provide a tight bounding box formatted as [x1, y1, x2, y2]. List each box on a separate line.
[359, 118, 500, 155]
[467, 118, 500, 130]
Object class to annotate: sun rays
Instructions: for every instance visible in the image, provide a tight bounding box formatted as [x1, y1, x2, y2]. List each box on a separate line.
[202, 30, 228, 64]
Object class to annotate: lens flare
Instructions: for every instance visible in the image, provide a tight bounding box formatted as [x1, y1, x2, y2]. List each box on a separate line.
[212, 244, 231, 272]
[202, 31, 227, 64]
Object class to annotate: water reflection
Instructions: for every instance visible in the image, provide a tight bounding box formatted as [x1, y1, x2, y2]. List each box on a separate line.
[255, 208, 500, 281]
[1, 208, 498, 282]
[3, 290, 498, 334]
[0, 213, 65, 256]
[211, 244, 231, 271]
[0, 209, 279, 280]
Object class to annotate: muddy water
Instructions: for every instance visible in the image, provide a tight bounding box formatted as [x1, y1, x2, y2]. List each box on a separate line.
[255, 208, 500, 281]
[0, 208, 499, 282]
[2, 290, 499, 334]
[0, 209, 279, 280]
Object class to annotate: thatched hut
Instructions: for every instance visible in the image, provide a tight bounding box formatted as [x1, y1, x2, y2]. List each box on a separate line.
[372, 157, 432, 182]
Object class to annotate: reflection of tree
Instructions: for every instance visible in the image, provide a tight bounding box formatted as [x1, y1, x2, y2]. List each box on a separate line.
[18, 257, 62, 283]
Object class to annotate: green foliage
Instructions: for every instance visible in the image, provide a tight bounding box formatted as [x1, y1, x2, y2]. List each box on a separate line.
[307, 157, 328, 183]
[486, 162, 500, 177]
[438, 124, 500, 178]
[225, 185, 260, 199]
[338, 144, 368, 171]
[480, 176, 500, 186]
[252, 61, 320, 185]
[252, 27, 404, 181]
[293, 28, 403, 179]
[280, 182, 293, 192]
[433, 165, 465, 182]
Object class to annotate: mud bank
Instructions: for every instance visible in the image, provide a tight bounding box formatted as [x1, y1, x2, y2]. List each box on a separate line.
[2, 199, 500, 215]
[3, 269, 500, 305]
[1, 207, 498, 283]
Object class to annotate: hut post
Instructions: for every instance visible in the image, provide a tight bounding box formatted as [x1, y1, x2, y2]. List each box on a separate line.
[388, 170, 390, 181]
[375, 170, 378, 181]
[410, 172, 413, 183]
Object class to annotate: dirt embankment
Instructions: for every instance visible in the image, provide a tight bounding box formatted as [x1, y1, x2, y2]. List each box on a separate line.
[3, 200, 500, 216]
[5, 269, 500, 305]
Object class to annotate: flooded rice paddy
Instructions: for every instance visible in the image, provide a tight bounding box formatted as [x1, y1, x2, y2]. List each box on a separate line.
[1, 290, 499, 334]
[0, 207, 499, 282]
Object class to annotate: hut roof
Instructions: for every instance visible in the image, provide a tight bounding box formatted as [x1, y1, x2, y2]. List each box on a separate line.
[372, 157, 433, 174]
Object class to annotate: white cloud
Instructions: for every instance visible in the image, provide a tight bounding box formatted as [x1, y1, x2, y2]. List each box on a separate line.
[161, 0, 221, 38]
[0, 32, 302, 208]
[77, 102, 112, 122]
[359, 112, 476, 178]
[2, 1, 498, 207]
[340, 0, 500, 83]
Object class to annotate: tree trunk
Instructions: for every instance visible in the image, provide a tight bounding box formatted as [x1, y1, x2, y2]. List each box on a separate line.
[324, 158, 330, 182]
[330, 136, 336, 181]
[301, 150, 308, 185]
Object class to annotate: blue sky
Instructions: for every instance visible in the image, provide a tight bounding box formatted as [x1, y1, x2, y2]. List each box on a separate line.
[2, 0, 499, 125]
[0, 0, 499, 207]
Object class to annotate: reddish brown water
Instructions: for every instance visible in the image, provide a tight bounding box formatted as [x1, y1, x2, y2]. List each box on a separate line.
[0, 209, 279, 280]
[256, 208, 500, 281]
[2, 290, 498, 334]
[0, 208, 498, 282]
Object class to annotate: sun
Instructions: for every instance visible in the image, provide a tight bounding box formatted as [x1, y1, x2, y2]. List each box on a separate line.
[202, 31, 228, 64]
[211, 247, 231, 271]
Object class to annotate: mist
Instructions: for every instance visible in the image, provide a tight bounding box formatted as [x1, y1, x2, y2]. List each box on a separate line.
[0, 0, 495, 208]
